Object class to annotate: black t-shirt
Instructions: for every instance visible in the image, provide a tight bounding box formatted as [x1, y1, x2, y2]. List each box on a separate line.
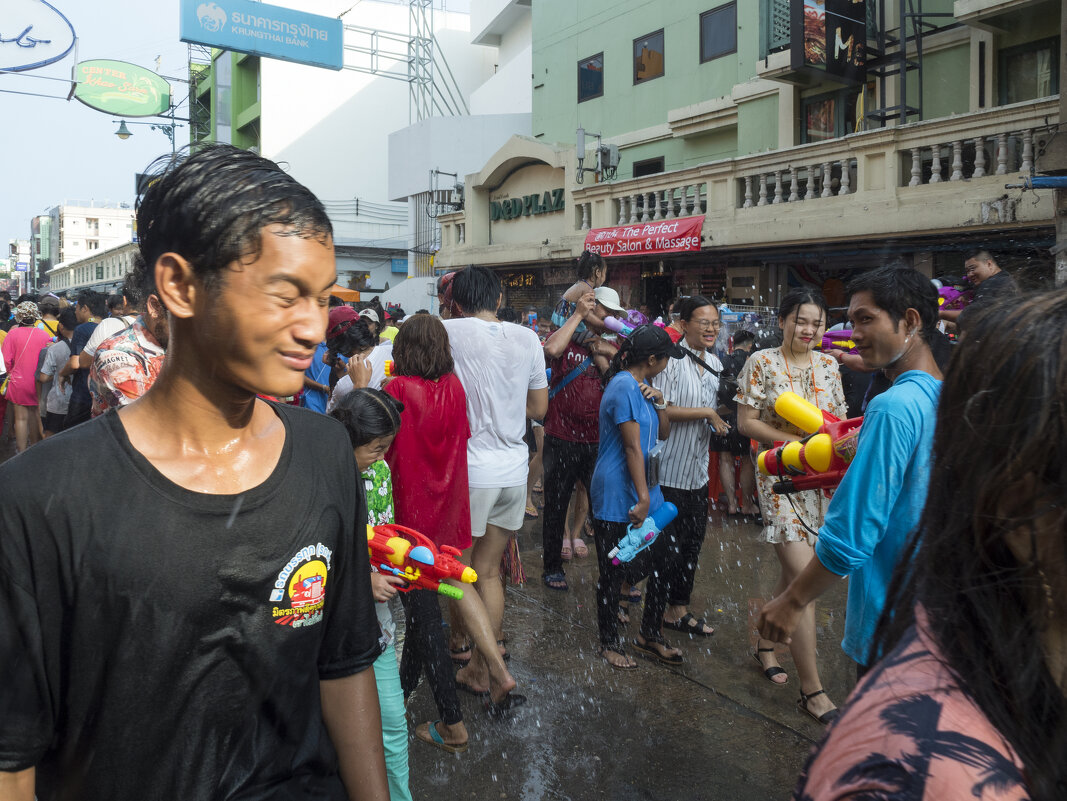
[0, 403, 380, 800]
[957, 270, 1016, 332]
[68, 320, 98, 406]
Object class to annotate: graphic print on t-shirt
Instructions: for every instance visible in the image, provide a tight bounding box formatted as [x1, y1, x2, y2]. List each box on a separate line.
[269, 543, 333, 628]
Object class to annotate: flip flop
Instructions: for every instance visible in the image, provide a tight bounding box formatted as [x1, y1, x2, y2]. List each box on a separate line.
[524, 505, 539, 519]
[626, 588, 643, 604]
[416, 720, 469, 754]
[454, 679, 489, 697]
[560, 543, 572, 561]
[450, 644, 473, 665]
[662, 612, 715, 637]
[571, 538, 589, 558]
[485, 693, 528, 719]
[598, 644, 637, 670]
[631, 636, 684, 666]
[542, 572, 568, 591]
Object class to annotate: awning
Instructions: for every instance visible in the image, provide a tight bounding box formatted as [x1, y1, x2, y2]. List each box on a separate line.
[330, 284, 361, 301]
[583, 215, 705, 258]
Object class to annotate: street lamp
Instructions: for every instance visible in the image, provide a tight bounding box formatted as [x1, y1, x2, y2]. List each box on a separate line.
[113, 118, 181, 152]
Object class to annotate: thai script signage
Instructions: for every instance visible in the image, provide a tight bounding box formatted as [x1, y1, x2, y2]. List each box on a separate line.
[179, 0, 344, 71]
[490, 189, 565, 222]
[1, 0, 76, 73]
[583, 216, 705, 258]
[792, 0, 866, 84]
[74, 60, 171, 117]
[14, 262, 29, 272]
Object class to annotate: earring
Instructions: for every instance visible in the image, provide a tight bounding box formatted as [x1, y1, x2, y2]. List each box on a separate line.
[1037, 565, 1056, 620]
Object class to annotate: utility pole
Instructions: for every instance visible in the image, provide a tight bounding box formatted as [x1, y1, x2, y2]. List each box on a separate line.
[1058, 0, 1067, 286]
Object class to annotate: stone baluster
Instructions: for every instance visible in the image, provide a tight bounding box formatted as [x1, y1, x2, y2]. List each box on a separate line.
[772, 171, 784, 204]
[757, 174, 768, 206]
[950, 141, 963, 181]
[629, 194, 639, 224]
[929, 146, 943, 183]
[743, 177, 753, 209]
[1021, 129, 1034, 173]
[652, 190, 664, 221]
[641, 193, 652, 223]
[665, 187, 676, 218]
[996, 133, 1009, 175]
[685, 184, 696, 215]
[838, 159, 851, 195]
[821, 162, 833, 197]
[696, 183, 705, 213]
[973, 137, 986, 178]
[910, 149, 922, 186]
[788, 169, 799, 202]
[581, 202, 590, 230]
[617, 197, 627, 225]
[805, 165, 816, 200]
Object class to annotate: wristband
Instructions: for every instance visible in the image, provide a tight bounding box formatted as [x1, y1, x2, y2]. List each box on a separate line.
[653, 400, 667, 411]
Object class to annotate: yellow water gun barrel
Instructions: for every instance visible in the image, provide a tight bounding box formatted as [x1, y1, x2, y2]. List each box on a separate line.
[774, 391, 830, 434]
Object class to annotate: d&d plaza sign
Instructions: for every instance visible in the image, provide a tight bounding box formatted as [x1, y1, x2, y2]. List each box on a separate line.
[490, 189, 565, 222]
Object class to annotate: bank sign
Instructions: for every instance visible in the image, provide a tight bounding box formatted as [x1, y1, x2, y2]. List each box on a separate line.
[490, 189, 565, 222]
[179, 0, 344, 71]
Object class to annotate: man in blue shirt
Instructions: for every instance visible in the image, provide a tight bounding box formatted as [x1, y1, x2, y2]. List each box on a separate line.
[758, 267, 943, 688]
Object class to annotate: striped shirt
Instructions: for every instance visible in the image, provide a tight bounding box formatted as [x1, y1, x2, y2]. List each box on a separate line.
[652, 340, 722, 490]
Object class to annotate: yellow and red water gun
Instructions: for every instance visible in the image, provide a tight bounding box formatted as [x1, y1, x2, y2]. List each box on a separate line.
[757, 392, 863, 495]
[368, 523, 476, 599]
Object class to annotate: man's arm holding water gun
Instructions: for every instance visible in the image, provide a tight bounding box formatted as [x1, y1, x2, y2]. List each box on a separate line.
[758, 404, 914, 644]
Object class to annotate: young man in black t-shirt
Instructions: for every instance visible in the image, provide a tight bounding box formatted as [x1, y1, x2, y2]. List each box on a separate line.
[0, 145, 388, 801]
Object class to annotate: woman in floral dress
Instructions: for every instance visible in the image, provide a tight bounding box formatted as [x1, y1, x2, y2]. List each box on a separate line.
[736, 289, 847, 725]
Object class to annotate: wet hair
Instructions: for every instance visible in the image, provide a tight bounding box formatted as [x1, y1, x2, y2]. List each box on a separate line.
[328, 295, 343, 308]
[124, 254, 153, 311]
[732, 329, 756, 348]
[497, 306, 519, 323]
[846, 266, 938, 342]
[38, 296, 60, 317]
[136, 143, 332, 291]
[392, 314, 454, 380]
[675, 294, 716, 322]
[452, 265, 500, 315]
[415, 308, 429, 315]
[326, 318, 374, 360]
[602, 324, 674, 387]
[329, 387, 404, 449]
[576, 250, 605, 281]
[871, 290, 1067, 800]
[966, 248, 996, 264]
[106, 293, 125, 314]
[76, 289, 107, 318]
[776, 288, 828, 354]
[391, 306, 406, 320]
[57, 307, 78, 336]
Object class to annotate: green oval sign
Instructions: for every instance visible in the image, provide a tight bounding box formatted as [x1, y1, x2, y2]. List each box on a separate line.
[73, 59, 171, 117]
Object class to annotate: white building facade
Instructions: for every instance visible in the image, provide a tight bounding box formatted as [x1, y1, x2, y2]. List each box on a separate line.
[47, 242, 139, 294]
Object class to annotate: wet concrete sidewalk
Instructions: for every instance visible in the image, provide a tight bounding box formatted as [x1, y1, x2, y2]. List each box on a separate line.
[404, 507, 854, 801]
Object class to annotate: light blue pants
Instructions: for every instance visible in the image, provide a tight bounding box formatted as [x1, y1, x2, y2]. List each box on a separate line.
[375, 643, 412, 801]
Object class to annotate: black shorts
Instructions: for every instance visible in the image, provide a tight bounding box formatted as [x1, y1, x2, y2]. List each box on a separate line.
[44, 411, 67, 435]
[709, 412, 749, 456]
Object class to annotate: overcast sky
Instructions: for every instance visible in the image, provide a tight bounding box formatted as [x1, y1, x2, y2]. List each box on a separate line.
[0, 1, 193, 247]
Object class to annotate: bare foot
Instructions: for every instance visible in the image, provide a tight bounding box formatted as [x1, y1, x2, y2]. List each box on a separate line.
[756, 649, 789, 684]
[454, 664, 490, 694]
[599, 645, 637, 669]
[487, 669, 518, 706]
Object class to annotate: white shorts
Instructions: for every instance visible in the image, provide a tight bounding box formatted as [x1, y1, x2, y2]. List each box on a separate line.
[469, 484, 526, 537]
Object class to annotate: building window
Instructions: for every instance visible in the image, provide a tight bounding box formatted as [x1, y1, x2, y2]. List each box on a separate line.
[634, 30, 665, 84]
[578, 53, 604, 102]
[86, 217, 99, 235]
[87, 240, 99, 251]
[998, 37, 1059, 105]
[633, 157, 665, 177]
[801, 86, 862, 143]
[700, 3, 737, 62]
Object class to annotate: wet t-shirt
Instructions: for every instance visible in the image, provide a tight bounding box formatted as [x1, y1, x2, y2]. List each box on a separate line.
[544, 341, 603, 443]
[0, 402, 381, 800]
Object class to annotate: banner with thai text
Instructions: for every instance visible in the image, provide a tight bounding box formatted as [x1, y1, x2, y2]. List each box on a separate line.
[583, 215, 705, 258]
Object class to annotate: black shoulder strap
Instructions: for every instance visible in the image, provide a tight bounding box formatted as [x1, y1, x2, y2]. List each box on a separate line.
[683, 349, 721, 377]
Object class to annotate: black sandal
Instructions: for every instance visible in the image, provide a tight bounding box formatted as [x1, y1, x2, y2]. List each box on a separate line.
[632, 635, 684, 666]
[753, 647, 788, 684]
[662, 612, 715, 637]
[797, 689, 840, 725]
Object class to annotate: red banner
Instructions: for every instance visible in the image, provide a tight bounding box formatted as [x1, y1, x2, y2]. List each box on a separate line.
[583, 215, 705, 258]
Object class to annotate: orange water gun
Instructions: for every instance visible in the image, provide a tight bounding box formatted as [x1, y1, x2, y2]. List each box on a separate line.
[757, 392, 863, 495]
[368, 523, 476, 599]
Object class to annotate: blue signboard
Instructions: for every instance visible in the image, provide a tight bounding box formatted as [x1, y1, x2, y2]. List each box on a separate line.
[14, 262, 29, 272]
[179, 0, 343, 71]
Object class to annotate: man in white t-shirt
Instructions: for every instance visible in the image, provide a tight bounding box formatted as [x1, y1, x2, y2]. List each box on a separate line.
[442, 266, 547, 710]
[73, 290, 139, 371]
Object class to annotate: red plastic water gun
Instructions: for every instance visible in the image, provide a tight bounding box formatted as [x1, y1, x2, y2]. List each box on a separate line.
[757, 392, 863, 495]
[367, 523, 477, 599]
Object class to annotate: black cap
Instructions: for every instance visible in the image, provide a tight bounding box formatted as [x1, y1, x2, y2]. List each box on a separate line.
[627, 324, 686, 360]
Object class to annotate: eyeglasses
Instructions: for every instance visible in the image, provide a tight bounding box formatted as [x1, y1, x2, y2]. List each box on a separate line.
[689, 318, 721, 330]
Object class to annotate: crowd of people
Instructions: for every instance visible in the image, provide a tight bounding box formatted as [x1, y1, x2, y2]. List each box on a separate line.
[0, 143, 1063, 801]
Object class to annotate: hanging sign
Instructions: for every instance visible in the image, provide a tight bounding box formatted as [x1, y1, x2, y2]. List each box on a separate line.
[179, 0, 344, 71]
[583, 215, 705, 258]
[73, 60, 171, 117]
[1, 0, 76, 73]
[791, 0, 866, 85]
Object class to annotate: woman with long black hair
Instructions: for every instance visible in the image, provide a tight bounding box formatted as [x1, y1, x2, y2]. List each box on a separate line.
[794, 290, 1067, 800]
[590, 325, 684, 669]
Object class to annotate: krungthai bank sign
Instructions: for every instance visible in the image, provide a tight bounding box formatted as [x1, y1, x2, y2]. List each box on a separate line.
[179, 0, 343, 71]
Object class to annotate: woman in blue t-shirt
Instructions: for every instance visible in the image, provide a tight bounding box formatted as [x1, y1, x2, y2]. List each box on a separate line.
[590, 325, 685, 669]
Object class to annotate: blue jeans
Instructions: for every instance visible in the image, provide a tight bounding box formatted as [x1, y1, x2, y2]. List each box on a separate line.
[374, 643, 412, 801]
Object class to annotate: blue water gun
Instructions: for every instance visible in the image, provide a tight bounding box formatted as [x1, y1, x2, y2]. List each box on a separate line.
[603, 315, 635, 337]
[607, 502, 678, 565]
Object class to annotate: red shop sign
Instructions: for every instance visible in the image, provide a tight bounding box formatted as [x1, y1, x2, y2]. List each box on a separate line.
[583, 215, 705, 258]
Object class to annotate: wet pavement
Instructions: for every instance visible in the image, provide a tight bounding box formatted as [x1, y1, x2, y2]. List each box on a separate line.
[404, 502, 854, 801]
